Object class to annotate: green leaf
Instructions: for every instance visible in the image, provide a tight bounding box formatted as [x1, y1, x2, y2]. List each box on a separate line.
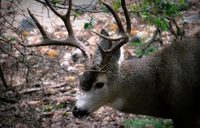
[123, 118, 173, 128]
[53, 0, 60, 3]
[179, 0, 185, 5]
[62, 112, 68, 117]
[161, 21, 167, 31]
[141, 1, 146, 8]
[53, 0, 60, 4]
[84, 23, 89, 29]
[155, 18, 161, 26]
[130, 41, 141, 46]
[73, 10, 81, 20]
[84, 16, 94, 29]
[145, 46, 158, 54]
[10, 36, 16, 42]
[101, 6, 108, 12]
[112, 0, 121, 10]
[135, 49, 142, 55]
[156, 0, 160, 3]
[165, 3, 170, 11]
[148, 18, 153, 25]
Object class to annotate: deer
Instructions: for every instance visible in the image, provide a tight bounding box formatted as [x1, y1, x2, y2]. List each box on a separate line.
[20, 0, 200, 127]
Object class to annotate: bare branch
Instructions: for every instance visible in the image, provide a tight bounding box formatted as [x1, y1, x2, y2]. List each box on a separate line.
[18, 0, 91, 65]
[0, 65, 8, 88]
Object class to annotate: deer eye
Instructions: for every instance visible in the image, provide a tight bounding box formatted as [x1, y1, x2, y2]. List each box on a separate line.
[95, 82, 104, 89]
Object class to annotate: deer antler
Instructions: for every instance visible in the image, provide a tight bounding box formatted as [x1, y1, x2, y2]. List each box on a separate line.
[19, 0, 91, 65]
[92, 0, 131, 66]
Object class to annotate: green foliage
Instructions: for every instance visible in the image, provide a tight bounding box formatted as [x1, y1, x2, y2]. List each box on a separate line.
[52, 0, 61, 5]
[134, 46, 158, 55]
[42, 105, 53, 112]
[73, 10, 81, 21]
[84, 16, 95, 29]
[123, 117, 173, 128]
[135, 49, 142, 55]
[101, 5, 109, 12]
[111, 0, 121, 10]
[42, 102, 67, 112]
[130, 41, 141, 46]
[130, 41, 158, 55]
[145, 46, 158, 54]
[129, 0, 185, 31]
[100, 0, 121, 10]
[10, 36, 16, 42]
[54, 102, 67, 109]
[62, 112, 68, 117]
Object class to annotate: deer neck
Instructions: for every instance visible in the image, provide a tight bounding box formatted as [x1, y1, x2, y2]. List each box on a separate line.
[108, 56, 169, 117]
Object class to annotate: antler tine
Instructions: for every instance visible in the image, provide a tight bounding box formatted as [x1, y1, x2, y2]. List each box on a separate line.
[101, 1, 126, 37]
[19, 0, 91, 65]
[121, 0, 131, 34]
[92, 0, 130, 41]
[92, 1, 128, 41]
[44, 0, 74, 36]
[95, 0, 130, 66]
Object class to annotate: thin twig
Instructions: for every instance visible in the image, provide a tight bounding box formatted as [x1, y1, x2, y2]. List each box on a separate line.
[0, 65, 8, 88]
[138, 27, 159, 58]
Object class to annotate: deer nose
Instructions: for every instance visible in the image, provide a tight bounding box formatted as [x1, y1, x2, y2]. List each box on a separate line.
[72, 106, 89, 119]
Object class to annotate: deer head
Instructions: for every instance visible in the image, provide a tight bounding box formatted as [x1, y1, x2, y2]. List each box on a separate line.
[72, 1, 131, 118]
[19, 0, 131, 119]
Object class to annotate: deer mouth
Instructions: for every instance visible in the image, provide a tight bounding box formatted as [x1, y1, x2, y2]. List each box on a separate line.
[72, 106, 90, 119]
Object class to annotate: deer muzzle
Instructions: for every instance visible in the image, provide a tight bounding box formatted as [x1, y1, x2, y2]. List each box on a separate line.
[72, 106, 89, 119]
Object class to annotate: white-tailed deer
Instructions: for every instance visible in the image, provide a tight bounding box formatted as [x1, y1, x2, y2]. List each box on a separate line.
[21, 0, 200, 127]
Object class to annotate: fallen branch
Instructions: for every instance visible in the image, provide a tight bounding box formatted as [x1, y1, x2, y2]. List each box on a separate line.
[19, 82, 70, 94]
[49, 82, 69, 88]
[19, 88, 41, 94]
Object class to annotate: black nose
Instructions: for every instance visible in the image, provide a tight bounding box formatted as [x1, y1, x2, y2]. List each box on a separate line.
[72, 106, 89, 119]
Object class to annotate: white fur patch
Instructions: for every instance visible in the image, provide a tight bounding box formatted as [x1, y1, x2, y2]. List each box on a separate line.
[96, 74, 107, 83]
[76, 94, 88, 109]
[118, 47, 124, 66]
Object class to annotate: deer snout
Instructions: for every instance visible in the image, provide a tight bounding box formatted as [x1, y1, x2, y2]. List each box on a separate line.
[73, 106, 89, 119]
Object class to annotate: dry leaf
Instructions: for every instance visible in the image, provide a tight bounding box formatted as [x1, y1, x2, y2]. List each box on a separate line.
[110, 24, 118, 30]
[48, 49, 57, 58]
[66, 76, 75, 82]
[38, 46, 49, 53]
[130, 29, 139, 35]
[21, 30, 30, 36]
[15, 123, 28, 128]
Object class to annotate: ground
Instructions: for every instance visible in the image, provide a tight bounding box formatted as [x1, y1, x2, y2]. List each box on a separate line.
[0, 0, 200, 128]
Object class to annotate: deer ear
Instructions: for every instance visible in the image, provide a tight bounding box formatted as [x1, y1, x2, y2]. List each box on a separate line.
[93, 29, 121, 66]
[93, 29, 112, 65]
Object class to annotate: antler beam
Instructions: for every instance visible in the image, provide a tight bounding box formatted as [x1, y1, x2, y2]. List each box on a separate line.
[93, 0, 131, 66]
[19, 0, 91, 65]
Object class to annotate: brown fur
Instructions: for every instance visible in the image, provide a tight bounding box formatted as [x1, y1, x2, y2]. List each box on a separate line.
[74, 38, 200, 128]
[117, 38, 200, 127]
